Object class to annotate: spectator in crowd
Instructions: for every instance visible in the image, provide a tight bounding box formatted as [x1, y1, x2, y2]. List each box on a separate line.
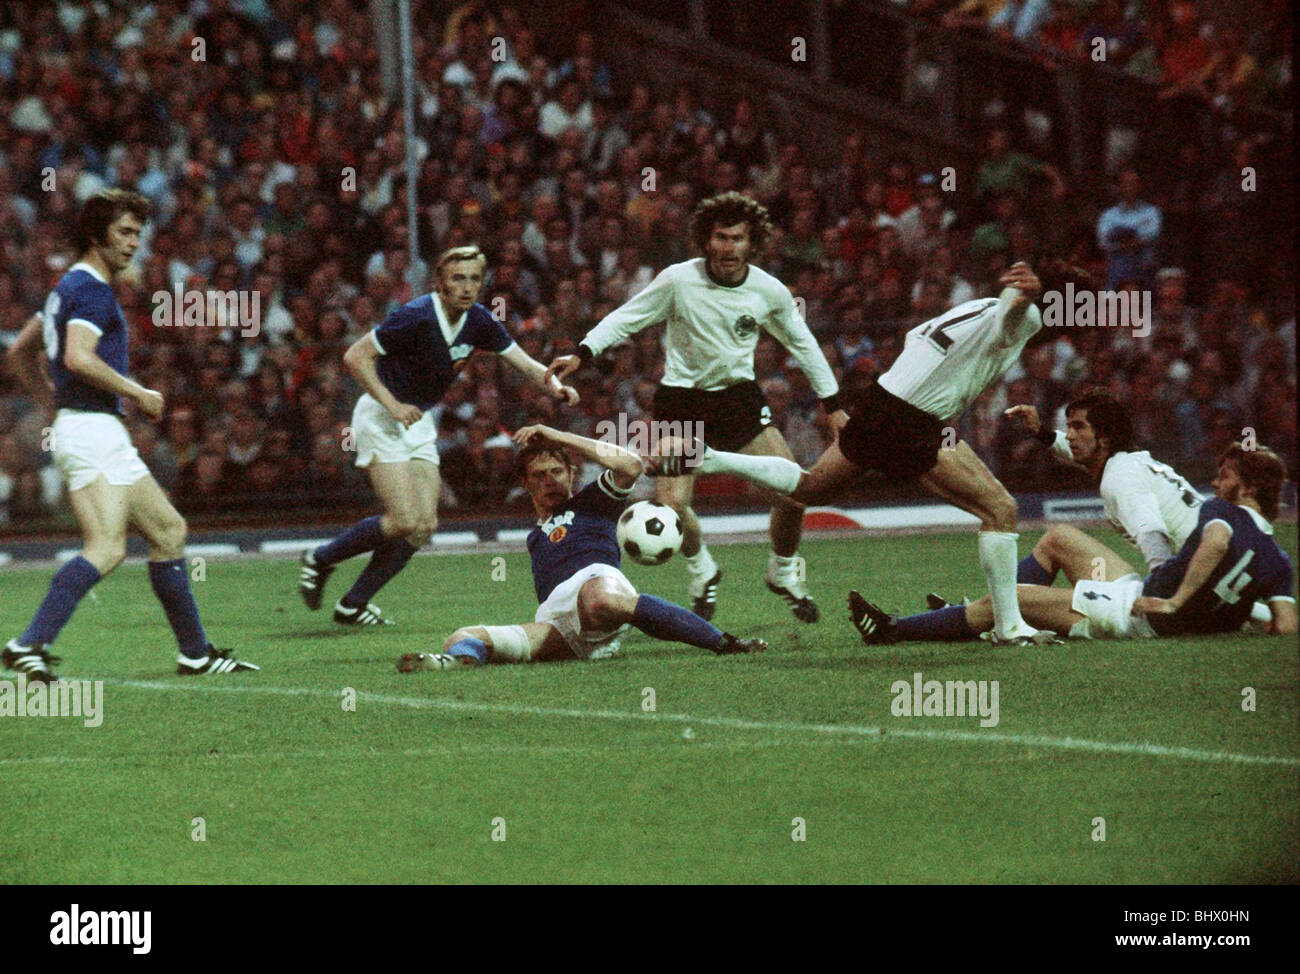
[0, 0, 1291, 536]
[1096, 168, 1161, 289]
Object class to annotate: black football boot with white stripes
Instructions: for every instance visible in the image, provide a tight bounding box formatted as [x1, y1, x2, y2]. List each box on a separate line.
[333, 600, 395, 626]
[690, 570, 722, 621]
[299, 551, 335, 610]
[177, 645, 260, 676]
[848, 591, 899, 645]
[3, 640, 61, 683]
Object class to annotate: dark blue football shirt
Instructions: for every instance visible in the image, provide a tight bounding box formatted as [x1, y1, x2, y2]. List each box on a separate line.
[371, 295, 514, 410]
[1143, 497, 1294, 635]
[527, 470, 630, 602]
[43, 263, 129, 414]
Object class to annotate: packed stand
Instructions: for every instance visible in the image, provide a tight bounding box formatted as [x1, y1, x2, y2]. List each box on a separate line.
[0, 0, 1293, 527]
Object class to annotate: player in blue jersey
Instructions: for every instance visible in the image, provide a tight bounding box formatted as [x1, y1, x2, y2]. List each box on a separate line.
[3, 189, 258, 679]
[396, 425, 767, 669]
[849, 443, 1296, 643]
[298, 245, 579, 626]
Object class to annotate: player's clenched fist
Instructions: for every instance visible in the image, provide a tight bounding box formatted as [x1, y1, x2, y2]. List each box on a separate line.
[387, 402, 423, 428]
[1003, 403, 1041, 434]
[998, 261, 1041, 298]
[136, 388, 165, 420]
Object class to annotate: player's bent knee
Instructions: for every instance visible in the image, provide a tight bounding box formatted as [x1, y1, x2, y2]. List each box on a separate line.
[159, 516, 187, 555]
[579, 583, 633, 630]
[386, 512, 419, 537]
[86, 543, 126, 574]
[988, 491, 1018, 531]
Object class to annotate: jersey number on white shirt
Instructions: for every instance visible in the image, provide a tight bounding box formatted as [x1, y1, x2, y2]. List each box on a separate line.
[919, 303, 988, 353]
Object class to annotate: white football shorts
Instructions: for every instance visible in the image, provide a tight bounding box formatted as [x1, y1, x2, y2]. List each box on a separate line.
[535, 562, 636, 660]
[350, 393, 440, 468]
[52, 409, 151, 491]
[1069, 573, 1156, 639]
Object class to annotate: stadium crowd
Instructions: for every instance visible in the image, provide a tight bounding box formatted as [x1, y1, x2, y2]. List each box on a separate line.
[0, 0, 1293, 525]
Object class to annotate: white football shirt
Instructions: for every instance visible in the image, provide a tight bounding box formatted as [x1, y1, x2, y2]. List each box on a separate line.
[878, 289, 1042, 421]
[1046, 435, 1203, 561]
[1099, 451, 1203, 552]
[580, 258, 839, 398]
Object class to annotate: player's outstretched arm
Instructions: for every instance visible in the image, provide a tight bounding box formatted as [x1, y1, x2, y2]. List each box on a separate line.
[1005, 404, 1072, 463]
[764, 287, 849, 434]
[1132, 521, 1232, 617]
[342, 332, 422, 427]
[995, 261, 1041, 340]
[546, 265, 675, 385]
[5, 313, 55, 411]
[63, 321, 164, 419]
[512, 424, 644, 488]
[500, 344, 578, 405]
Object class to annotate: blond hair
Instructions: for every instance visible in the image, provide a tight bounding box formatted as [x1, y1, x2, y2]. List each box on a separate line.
[435, 244, 487, 278]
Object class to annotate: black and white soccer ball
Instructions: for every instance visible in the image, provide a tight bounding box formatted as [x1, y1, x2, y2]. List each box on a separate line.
[617, 501, 683, 566]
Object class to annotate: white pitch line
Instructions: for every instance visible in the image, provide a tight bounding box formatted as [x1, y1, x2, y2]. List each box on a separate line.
[0, 736, 847, 768]
[60, 678, 1300, 769]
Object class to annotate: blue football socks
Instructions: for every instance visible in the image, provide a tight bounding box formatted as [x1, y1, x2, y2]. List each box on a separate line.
[896, 604, 974, 642]
[148, 558, 210, 658]
[19, 555, 102, 646]
[1017, 553, 1055, 585]
[314, 515, 386, 567]
[446, 636, 490, 665]
[341, 538, 418, 608]
[631, 594, 724, 650]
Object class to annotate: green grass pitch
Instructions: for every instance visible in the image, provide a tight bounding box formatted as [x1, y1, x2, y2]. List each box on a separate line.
[2, 524, 1296, 884]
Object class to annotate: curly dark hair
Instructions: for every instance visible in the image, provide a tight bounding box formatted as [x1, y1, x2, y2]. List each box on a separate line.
[690, 191, 773, 257]
[75, 188, 151, 254]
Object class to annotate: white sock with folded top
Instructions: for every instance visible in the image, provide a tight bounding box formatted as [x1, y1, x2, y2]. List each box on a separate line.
[696, 448, 802, 495]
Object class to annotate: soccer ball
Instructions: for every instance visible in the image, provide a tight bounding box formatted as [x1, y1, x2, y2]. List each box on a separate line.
[617, 501, 683, 566]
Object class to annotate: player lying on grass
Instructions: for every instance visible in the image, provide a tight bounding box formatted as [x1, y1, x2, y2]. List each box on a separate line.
[649, 260, 1077, 645]
[397, 426, 766, 670]
[299, 245, 577, 627]
[933, 389, 1271, 624]
[3, 189, 256, 680]
[848, 444, 1296, 644]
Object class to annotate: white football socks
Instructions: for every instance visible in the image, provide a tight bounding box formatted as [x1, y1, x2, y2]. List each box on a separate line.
[768, 552, 798, 581]
[685, 545, 718, 580]
[979, 530, 1029, 638]
[696, 447, 802, 495]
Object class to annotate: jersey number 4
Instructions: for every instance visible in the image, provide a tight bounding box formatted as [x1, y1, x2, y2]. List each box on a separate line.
[920, 304, 987, 353]
[1213, 551, 1255, 606]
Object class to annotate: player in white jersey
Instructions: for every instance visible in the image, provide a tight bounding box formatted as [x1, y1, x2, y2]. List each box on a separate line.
[987, 390, 1275, 625]
[651, 260, 1079, 645]
[1005, 391, 1200, 579]
[547, 192, 849, 624]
